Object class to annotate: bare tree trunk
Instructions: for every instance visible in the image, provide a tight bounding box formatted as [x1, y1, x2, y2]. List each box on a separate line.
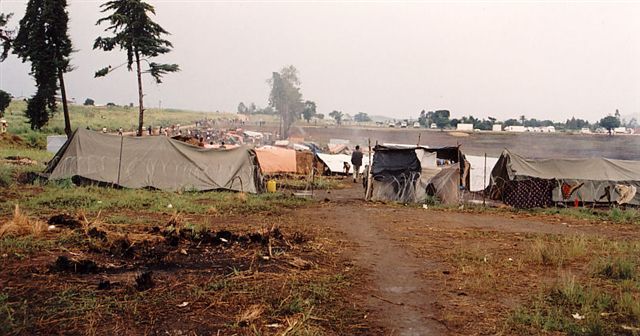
[135, 50, 144, 137]
[58, 69, 71, 136]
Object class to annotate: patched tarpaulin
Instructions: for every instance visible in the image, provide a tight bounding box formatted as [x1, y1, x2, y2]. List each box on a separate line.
[491, 150, 640, 206]
[254, 146, 297, 174]
[46, 128, 264, 193]
[368, 145, 465, 204]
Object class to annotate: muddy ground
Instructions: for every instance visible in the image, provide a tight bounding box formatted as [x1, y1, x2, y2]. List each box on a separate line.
[2, 182, 639, 335]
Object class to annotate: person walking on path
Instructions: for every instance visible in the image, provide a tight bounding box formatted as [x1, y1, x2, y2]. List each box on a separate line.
[351, 145, 364, 183]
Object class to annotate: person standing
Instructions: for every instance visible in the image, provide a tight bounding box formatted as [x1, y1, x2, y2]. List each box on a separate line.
[351, 145, 363, 183]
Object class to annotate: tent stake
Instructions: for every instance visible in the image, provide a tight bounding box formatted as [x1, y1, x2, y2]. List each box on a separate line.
[116, 135, 124, 187]
[483, 153, 487, 207]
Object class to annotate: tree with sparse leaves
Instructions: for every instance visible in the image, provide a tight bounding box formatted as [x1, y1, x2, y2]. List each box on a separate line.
[329, 110, 344, 125]
[94, 0, 179, 136]
[268, 66, 304, 139]
[237, 102, 248, 114]
[13, 0, 73, 133]
[0, 13, 14, 61]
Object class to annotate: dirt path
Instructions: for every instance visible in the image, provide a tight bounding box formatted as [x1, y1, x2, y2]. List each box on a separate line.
[308, 186, 448, 335]
[330, 206, 448, 335]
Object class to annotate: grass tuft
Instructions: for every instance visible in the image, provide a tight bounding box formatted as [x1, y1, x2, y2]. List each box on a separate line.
[0, 204, 46, 238]
[594, 257, 636, 280]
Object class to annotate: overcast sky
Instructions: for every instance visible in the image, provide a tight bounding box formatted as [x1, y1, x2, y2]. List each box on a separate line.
[1, 1, 639, 122]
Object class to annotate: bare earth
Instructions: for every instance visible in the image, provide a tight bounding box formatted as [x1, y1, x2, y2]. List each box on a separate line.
[307, 184, 640, 335]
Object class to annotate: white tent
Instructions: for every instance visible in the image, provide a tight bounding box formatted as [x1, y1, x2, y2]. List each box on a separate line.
[316, 153, 370, 174]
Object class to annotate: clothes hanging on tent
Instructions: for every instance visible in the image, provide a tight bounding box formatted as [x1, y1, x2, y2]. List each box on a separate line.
[615, 185, 637, 205]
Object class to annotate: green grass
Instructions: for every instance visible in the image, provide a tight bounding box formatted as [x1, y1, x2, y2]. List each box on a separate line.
[4, 100, 237, 136]
[1, 184, 310, 218]
[528, 235, 588, 267]
[509, 276, 615, 335]
[0, 236, 53, 255]
[594, 257, 637, 280]
[538, 207, 640, 225]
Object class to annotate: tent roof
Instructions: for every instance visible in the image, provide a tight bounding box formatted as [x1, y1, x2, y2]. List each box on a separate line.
[254, 146, 297, 174]
[499, 150, 640, 181]
[46, 128, 263, 193]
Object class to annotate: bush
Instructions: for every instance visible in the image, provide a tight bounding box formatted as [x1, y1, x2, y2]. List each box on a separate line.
[22, 132, 46, 149]
[0, 165, 14, 188]
[596, 257, 636, 280]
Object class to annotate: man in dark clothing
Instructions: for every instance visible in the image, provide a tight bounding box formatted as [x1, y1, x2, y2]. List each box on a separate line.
[351, 145, 364, 183]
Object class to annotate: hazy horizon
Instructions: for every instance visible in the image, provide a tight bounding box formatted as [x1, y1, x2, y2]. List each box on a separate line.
[1, 1, 639, 123]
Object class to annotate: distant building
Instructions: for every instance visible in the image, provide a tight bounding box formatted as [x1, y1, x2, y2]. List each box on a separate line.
[457, 123, 474, 131]
[505, 125, 526, 132]
[492, 124, 502, 132]
[614, 127, 628, 134]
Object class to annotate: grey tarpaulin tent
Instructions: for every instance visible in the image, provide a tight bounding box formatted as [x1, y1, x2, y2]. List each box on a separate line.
[45, 128, 264, 193]
[365, 145, 467, 204]
[490, 150, 640, 207]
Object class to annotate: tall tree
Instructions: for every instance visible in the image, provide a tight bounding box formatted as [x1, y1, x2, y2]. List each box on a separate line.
[600, 115, 621, 135]
[13, 0, 73, 133]
[94, 0, 179, 136]
[302, 100, 316, 123]
[0, 13, 14, 61]
[268, 66, 303, 139]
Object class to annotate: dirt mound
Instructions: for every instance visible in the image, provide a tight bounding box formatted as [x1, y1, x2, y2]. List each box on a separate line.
[0, 133, 27, 148]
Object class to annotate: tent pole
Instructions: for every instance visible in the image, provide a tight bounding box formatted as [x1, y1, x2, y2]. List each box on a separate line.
[483, 153, 487, 207]
[365, 138, 373, 200]
[116, 135, 124, 187]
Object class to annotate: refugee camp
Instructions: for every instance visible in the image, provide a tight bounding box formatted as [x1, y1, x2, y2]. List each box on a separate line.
[1, 1, 640, 335]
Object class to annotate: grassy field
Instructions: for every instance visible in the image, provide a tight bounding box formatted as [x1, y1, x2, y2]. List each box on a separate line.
[3, 100, 240, 136]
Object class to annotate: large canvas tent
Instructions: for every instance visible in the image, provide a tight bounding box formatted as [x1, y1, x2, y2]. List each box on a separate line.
[490, 150, 640, 208]
[46, 128, 264, 193]
[366, 145, 467, 204]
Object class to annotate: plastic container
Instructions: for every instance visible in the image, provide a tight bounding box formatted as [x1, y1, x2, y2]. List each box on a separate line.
[267, 180, 277, 193]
